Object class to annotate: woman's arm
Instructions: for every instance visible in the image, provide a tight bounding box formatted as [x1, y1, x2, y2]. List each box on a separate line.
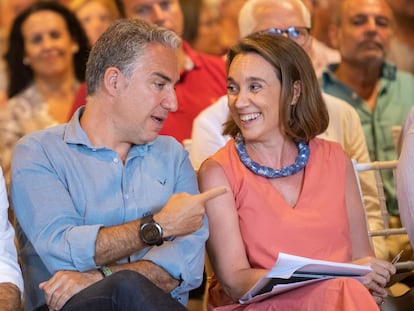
[198, 159, 267, 300]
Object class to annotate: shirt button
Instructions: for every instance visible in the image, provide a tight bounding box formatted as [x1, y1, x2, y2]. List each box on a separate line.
[125, 194, 129, 200]
[113, 158, 119, 163]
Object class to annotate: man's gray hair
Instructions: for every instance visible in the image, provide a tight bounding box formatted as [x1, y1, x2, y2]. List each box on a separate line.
[239, 0, 311, 38]
[86, 19, 181, 95]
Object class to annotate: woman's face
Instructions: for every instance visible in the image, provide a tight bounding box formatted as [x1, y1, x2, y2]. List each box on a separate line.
[75, 1, 113, 45]
[22, 10, 78, 79]
[227, 52, 282, 142]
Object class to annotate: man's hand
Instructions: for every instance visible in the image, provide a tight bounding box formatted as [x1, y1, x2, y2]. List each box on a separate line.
[94, 186, 228, 266]
[156, 186, 228, 237]
[39, 270, 102, 310]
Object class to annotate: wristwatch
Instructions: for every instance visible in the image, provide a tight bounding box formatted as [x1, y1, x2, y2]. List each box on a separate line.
[139, 214, 164, 246]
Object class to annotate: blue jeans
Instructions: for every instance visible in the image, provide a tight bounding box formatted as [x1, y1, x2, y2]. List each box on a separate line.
[36, 270, 187, 311]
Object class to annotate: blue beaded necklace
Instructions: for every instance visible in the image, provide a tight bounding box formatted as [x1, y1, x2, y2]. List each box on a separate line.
[234, 132, 310, 178]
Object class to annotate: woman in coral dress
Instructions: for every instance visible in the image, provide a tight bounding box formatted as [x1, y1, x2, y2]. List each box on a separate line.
[198, 33, 395, 311]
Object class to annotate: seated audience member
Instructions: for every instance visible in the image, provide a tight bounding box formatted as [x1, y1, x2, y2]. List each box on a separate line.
[69, 0, 120, 45]
[0, 1, 89, 182]
[180, 0, 224, 56]
[198, 33, 395, 310]
[0, 166, 23, 311]
[321, 0, 414, 217]
[11, 19, 226, 311]
[0, 0, 37, 107]
[190, 0, 389, 260]
[68, 0, 227, 144]
[397, 124, 414, 248]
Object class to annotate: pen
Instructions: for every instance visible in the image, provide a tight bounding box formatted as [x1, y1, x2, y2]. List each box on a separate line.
[391, 250, 404, 265]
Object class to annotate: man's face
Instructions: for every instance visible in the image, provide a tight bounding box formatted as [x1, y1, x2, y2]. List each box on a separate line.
[249, 1, 312, 54]
[331, 0, 393, 67]
[113, 43, 179, 145]
[120, 0, 183, 36]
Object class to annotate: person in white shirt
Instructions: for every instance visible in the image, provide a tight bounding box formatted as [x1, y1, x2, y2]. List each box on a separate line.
[397, 123, 414, 249]
[0, 166, 23, 311]
[190, 0, 389, 260]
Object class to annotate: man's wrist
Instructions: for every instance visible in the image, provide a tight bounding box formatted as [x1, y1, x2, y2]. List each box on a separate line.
[139, 214, 164, 246]
[98, 266, 113, 278]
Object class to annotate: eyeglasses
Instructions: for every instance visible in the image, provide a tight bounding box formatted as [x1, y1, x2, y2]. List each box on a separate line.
[257, 26, 311, 46]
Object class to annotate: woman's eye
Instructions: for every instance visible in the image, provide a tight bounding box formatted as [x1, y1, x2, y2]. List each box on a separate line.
[249, 83, 261, 92]
[227, 84, 238, 94]
[30, 34, 43, 44]
[50, 31, 62, 39]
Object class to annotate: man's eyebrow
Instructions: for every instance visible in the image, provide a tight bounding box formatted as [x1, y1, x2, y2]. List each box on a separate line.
[153, 72, 172, 82]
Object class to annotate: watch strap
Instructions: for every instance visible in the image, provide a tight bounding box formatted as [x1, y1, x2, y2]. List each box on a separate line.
[98, 266, 112, 278]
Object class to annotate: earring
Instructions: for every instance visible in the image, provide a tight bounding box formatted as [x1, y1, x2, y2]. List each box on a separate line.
[22, 57, 29, 65]
[72, 45, 79, 53]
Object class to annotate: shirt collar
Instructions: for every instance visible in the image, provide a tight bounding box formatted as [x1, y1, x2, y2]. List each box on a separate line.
[323, 62, 397, 81]
[62, 106, 155, 156]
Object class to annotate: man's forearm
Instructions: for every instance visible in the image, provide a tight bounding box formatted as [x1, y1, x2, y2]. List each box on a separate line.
[94, 220, 145, 265]
[0, 283, 21, 311]
[111, 260, 180, 293]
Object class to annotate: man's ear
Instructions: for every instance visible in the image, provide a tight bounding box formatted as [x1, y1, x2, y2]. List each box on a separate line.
[103, 67, 122, 96]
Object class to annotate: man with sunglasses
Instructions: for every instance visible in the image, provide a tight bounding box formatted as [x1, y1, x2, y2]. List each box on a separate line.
[190, 0, 388, 260]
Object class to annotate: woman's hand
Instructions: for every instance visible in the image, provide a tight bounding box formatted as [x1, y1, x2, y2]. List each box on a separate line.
[351, 256, 396, 304]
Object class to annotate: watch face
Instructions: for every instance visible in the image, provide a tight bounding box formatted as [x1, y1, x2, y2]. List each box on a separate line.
[142, 224, 161, 243]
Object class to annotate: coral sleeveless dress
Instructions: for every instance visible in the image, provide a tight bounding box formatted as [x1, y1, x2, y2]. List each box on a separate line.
[207, 138, 379, 311]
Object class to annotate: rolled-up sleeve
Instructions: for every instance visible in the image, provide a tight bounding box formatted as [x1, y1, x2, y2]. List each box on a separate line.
[11, 139, 100, 273]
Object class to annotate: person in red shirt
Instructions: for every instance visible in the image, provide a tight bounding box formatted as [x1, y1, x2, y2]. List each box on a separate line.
[68, 0, 226, 144]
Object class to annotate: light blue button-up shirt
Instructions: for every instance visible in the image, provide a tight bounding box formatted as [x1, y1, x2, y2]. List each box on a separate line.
[11, 108, 207, 310]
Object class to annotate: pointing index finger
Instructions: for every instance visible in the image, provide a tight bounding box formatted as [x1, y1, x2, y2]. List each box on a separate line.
[195, 186, 228, 203]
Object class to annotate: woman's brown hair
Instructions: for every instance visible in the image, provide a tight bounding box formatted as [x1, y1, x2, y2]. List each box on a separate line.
[223, 33, 329, 142]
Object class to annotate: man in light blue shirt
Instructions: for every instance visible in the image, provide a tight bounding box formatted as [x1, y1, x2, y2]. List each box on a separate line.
[11, 19, 226, 311]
